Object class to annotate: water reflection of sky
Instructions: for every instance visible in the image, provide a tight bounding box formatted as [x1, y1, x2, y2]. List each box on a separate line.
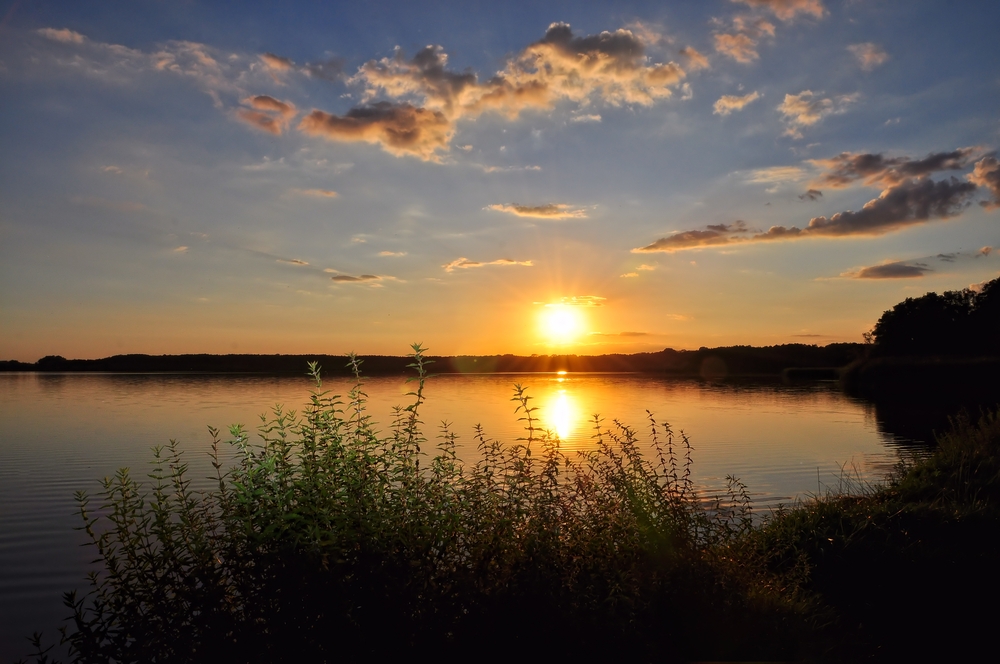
[0, 371, 922, 660]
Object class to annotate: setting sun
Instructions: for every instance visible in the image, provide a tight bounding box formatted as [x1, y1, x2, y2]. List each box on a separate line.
[540, 305, 585, 345]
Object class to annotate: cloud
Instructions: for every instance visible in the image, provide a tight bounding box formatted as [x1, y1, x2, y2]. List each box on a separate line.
[544, 296, 606, 307]
[621, 272, 639, 278]
[679, 46, 710, 71]
[260, 52, 294, 72]
[294, 188, 338, 198]
[443, 257, 534, 272]
[847, 43, 888, 71]
[478, 164, 543, 173]
[713, 16, 776, 63]
[843, 261, 932, 279]
[173, 246, 189, 253]
[713, 91, 761, 116]
[968, 156, 1000, 209]
[571, 113, 602, 123]
[235, 95, 298, 135]
[331, 274, 381, 282]
[799, 189, 823, 201]
[713, 32, 760, 64]
[486, 203, 588, 219]
[304, 23, 687, 160]
[981, 246, 994, 257]
[37, 27, 85, 44]
[278, 258, 309, 266]
[634, 221, 748, 252]
[813, 148, 978, 189]
[299, 102, 453, 160]
[778, 90, 858, 138]
[634, 177, 978, 252]
[637, 264, 656, 271]
[731, 0, 826, 21]
[378, 251, 406, 257]
[746, 165, 808, 183]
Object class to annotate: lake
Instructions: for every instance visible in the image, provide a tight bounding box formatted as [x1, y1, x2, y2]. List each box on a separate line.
[0, 371, 925, 659]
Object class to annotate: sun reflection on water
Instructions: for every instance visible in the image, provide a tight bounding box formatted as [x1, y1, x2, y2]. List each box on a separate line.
[541, 388, 581, 440]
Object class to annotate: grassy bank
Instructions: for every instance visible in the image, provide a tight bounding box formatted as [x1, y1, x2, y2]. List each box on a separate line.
[21, 346, 1000, 662]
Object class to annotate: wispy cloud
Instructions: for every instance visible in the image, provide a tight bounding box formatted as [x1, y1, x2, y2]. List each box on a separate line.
[443, 257, 534, 272]
[331, 273, 382, 283]
[778, 90, 858, 138]
[847, 43, 888, 71]
[799, 189, 823, 201]
[293, 188, 339, 198]
[713, 91, 761, 116]
[731, 0, 826, 21]
[486, 203, 589, 219]
[746, 165, 808, 183]
[542, 295, 606, 307]
[679, 46, 710, 71]
[378, 250, 406, 257]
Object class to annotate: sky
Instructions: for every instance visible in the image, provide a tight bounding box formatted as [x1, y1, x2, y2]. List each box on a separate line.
[1, 0, 998, 361]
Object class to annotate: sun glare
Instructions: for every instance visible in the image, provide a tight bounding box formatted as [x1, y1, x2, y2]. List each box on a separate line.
[542, 389, 579, 440]
[541, 305, 584, 345]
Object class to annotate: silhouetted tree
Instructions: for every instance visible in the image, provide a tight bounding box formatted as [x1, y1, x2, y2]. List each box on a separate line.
[871, 277, 999, 357]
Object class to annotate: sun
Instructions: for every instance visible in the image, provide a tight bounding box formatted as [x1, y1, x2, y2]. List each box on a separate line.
[540, 305, 584, 345]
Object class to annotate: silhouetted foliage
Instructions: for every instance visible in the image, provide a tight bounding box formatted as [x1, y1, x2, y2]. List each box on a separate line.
[871, 276, 1000, 357]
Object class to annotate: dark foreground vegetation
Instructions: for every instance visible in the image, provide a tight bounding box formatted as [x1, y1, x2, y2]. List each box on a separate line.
[21, 345, 1000, 663]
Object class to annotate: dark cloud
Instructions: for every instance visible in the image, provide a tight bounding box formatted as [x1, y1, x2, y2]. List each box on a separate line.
[799, 177, 976, 236]
[298, 102, 452, 160]
[814, 148, 977, 188]
[847, 262, 932, 279]
[331, 274, 380, 282]
[799, 189, 823, 201]
[634, 229, 732, 252]
[968, 156, 1000, 209]
[635, 176, 977, 252]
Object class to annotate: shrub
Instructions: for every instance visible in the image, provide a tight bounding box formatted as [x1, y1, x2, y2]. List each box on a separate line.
[26, 345, 810, 663]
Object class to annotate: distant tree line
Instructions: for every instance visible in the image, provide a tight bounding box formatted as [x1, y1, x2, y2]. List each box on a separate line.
[871, 276, 1000, 357]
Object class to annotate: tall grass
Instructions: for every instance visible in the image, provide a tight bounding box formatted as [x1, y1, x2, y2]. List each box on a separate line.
[24, 345, 815, 663]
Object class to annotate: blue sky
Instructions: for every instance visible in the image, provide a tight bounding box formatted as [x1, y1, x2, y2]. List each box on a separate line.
[1, 0, 998, 360]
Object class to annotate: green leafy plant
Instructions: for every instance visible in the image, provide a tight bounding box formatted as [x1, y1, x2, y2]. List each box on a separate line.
[24, 344, 811, 663]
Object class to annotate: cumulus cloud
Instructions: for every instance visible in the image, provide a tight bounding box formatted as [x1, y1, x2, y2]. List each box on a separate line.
[486, 203, 588, 219]
[634, 176, 978, 252]
[813, 148, 978, 188]
[778, 90, 858, 138]
[968, 156, 1000, 209]
[844, 261, 932, 279]
[300, 23, 688, 160]
[679, 46, 710, 71]
[731, 0, 825, 21]
[847, 43, 888, 71]
[443, 257, 534, 272]
[799, 189, 823, 201]
[713, 91, 761, 115]
[37, 27, 85, 43]
[299, 102, 453, 160]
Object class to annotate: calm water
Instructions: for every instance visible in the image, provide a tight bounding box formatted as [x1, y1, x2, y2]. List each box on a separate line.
[0, 372, 918, 658]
